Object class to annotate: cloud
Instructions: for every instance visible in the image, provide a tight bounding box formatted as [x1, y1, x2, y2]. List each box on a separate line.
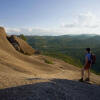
[6, 28, 21, 33]
[63, 12, 100, 28]
[6, 26, 99, 36]
[5, 12, 100, 36]
[6, 27, 62, 36]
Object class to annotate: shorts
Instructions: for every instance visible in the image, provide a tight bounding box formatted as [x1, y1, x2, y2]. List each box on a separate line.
[84, 63, 91, 70]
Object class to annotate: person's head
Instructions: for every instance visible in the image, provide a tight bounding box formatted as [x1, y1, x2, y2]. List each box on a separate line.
[86, 48, 91, 53]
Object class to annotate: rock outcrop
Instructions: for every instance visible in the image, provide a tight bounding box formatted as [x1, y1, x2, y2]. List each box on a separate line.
[0, 27, 7, 37]
[0, 27, 35, 55]
[7, 35, 35, 55]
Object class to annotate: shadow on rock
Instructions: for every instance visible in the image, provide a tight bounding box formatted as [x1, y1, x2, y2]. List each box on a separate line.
[0, 79, 100, 100]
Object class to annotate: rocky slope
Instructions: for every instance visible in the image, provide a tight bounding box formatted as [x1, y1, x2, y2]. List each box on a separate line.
[0, 27, 100, 100]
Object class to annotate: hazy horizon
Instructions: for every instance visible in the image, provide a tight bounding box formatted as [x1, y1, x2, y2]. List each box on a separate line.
[11, 33, 99, 36]
[1, 0, 100, 36]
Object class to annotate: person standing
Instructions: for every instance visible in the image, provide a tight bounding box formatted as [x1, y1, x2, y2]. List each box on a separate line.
[80, 48, 92, 82]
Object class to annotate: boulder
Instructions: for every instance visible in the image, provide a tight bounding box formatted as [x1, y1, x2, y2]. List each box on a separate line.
[7, 35, 35, 55]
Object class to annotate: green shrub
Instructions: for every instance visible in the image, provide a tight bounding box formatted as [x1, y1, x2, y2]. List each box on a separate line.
[19, 34, 27, 41]
[44, 59, 53, 64]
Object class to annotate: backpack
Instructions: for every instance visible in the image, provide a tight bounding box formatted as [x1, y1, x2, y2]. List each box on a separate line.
[91, 54, 96, 64]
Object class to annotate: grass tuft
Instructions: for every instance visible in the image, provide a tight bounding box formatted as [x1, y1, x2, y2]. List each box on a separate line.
[44, 59, 53, 64]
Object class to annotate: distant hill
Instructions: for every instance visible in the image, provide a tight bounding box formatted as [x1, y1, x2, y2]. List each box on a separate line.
[26, 34, 100, 74]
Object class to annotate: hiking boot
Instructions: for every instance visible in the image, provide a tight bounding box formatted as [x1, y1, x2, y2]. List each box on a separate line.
[85, 78, 90, 82]
[79, 78, 83, 82]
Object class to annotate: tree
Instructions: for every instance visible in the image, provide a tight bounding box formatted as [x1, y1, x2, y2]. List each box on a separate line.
[19, 34, 27, 41]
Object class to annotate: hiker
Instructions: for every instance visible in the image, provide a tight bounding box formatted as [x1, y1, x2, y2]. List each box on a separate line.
[80, 48, 92, 82]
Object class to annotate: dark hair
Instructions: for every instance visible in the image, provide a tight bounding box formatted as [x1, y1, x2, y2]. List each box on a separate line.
[86, 48, 90, 53]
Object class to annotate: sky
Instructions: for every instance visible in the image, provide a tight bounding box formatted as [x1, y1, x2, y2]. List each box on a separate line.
[0, 0, 100, 35]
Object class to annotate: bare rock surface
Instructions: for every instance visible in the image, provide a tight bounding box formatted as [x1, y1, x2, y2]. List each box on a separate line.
[0, 79, 100, 100]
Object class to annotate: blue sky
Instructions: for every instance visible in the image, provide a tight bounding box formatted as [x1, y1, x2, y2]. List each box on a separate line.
[0, 0, 100, 35]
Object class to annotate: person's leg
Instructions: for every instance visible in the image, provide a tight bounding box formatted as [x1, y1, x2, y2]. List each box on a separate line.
[87, 64, 91, 80]
[85, 68, 90, 81]
[88, 68, 90, 79]
[79, 68, 84, 81]
[81, 68, 84, 79]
